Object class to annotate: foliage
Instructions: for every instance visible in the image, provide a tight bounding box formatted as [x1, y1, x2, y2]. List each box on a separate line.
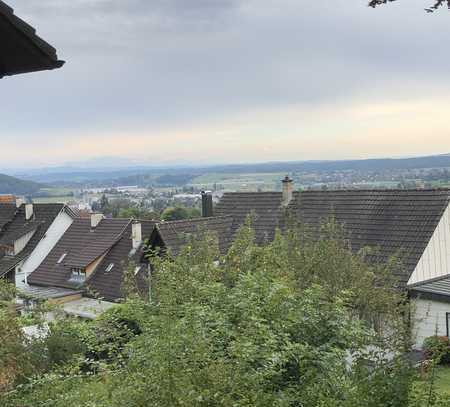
[95, 194, 159, 219]
[423, 336, 450, 365]
[161, 205, 201, 221]
[368, 0, 450, 12]
[0, 220, 437, 406]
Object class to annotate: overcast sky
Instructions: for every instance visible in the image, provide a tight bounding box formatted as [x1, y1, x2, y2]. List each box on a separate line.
[2, 0, 450, 169]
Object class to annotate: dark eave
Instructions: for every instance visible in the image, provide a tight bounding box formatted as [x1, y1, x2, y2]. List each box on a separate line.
[0, 0, 64, 78]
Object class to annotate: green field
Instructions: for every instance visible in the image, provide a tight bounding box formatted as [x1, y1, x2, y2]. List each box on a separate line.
[189, 172, 287, 191]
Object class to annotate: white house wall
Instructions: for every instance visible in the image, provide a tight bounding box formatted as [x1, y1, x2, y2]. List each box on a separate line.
[411, 298, 450, 349]
[18, 210, 74, 287]
[408, 203, 450, 285]
[14, 230, 36, 255]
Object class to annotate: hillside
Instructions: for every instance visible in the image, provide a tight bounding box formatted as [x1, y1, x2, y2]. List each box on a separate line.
[0, 174, 45, 195]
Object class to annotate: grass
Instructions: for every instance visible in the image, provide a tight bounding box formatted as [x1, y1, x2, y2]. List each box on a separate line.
[434, 366, 450, 396]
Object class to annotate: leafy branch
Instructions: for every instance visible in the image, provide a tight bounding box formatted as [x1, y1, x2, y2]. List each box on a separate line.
[368, 0, 450, 12]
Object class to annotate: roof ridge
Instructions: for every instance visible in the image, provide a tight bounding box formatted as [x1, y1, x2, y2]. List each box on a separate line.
[157, 215, 233, 227]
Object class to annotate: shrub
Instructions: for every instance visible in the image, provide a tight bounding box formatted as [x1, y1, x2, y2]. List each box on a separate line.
[423, 336, 450, 364]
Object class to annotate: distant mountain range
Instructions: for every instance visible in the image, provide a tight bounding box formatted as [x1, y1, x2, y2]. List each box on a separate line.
[0, 173, 45, 195]
[4, 153, 450, 188]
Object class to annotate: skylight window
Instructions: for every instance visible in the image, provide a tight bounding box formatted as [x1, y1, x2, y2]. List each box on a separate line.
[134, 266, 141, 275]
[105, 263, 115, 273]
[57, 253, 67, 264]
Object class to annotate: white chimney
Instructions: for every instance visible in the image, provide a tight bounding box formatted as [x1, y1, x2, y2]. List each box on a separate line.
[281, 176, 294, 207]
[132, 222, 142, 250]
[16, 197, 24, 208]
[91, 213, 104, 229]
[25, 203, 34, 220]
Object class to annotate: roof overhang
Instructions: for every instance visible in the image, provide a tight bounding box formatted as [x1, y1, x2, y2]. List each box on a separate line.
[0, 0, 65, 78]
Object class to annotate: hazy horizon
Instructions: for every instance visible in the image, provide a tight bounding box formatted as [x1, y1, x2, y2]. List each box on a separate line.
[2, 0, 450, 167]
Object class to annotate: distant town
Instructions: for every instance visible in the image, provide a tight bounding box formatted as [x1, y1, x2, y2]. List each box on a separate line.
[1, 154, 449, 220]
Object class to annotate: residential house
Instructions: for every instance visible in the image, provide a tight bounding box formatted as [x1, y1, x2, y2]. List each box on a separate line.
[0, 202, 78, 288]
[150, 181, 449, 349]
[0, 0, 64, 78]
[26, 215, 155, 308]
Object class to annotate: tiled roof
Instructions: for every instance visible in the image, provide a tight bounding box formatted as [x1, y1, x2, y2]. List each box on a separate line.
[28, 218, 131, 288]
[87, 221, 156, 302]
[0, 204, 66, 277]
[215, 189, 450, 285]
[152, 216, 235, 256]
[19, 285, 83, 301]
[215, 192, 297, 244]
[0, 203, 16, 231]
[0, 0, 64, 77]
[0, 220, 41, 246]
[0, 195, 15, 204]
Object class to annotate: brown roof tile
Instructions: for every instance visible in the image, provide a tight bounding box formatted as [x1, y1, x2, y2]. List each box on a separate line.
[28, 218, 130, 288]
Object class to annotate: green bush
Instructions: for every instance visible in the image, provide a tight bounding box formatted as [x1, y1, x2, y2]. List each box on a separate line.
[45, 318, 90, 367]
[423, 336, 450, 364]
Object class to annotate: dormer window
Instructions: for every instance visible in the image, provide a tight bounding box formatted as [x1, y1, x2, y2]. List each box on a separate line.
[70, 267, 86, 283]
[105, 263, 114, 273]
[57, 253, 67, 264]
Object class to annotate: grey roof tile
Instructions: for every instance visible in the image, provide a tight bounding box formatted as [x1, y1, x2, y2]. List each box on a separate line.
[215, 189, 450, 285]
[151, 216, 234, 256]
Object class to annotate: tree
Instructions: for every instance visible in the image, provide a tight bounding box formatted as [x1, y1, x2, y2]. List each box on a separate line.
[161, 206, 200, 221]
[368, 0, 450, 12]
[5, 220, 450, 406]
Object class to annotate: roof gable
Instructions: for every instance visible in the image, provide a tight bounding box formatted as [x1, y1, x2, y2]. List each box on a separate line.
[0, 204, 66, 277]
[408, 201, 450, 285]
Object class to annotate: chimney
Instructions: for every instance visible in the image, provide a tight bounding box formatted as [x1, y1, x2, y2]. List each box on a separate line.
[281, 176, 294, 207]
[90, 213, 104, 229]
[201, 191, 213, 217]
[15, 197, 23, 208]
[25, 203, 34, 220]
[132, 221, 142, 250]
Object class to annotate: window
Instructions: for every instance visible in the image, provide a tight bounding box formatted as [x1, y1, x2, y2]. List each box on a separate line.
[446, 313, 450, 338]
[134, 266, 142, 275]
[70, 267, 86, 283]
[105, 263, 114, 273]
[57, 253, 67, 264]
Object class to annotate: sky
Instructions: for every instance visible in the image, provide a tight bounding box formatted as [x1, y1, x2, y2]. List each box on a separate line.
[1, 0, 450, 169]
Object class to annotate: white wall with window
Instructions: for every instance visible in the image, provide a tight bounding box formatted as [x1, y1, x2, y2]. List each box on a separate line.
[411, 298, 450, 350]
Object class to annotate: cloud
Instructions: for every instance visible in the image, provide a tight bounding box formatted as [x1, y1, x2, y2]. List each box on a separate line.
[2, 0, 450, 167]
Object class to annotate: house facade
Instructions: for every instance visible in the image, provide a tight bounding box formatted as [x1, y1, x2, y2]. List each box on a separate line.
[0, 202, 78, 288]
[26, 214, 155, 305]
